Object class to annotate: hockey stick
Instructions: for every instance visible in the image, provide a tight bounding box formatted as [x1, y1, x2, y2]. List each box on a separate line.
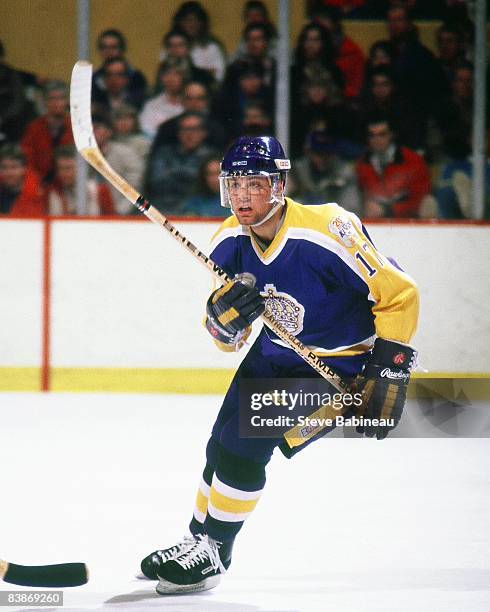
[69, 60, 353, 395]
[0, 558, 88, 587]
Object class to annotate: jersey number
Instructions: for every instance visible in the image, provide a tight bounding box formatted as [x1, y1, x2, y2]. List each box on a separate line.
[355, 252, 377, 277]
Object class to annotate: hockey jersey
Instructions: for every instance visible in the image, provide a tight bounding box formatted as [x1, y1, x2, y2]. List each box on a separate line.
[210, 198, 419, 376]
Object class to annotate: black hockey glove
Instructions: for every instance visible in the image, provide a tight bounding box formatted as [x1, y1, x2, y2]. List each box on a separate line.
[355, 338, 416, 440]
[205, 273, 265, 346]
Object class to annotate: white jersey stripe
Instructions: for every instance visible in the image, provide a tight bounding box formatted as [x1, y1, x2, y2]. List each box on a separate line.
[210, 225, 247, 252]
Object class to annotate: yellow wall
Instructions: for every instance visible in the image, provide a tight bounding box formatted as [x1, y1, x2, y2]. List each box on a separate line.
[1, 0, 447, 86]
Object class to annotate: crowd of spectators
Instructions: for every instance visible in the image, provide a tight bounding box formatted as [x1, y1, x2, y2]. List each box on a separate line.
[1, 0, 488, 220]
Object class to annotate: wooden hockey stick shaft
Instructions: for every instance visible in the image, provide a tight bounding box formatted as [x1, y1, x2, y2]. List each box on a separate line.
[0, 558, 88, 587]
[70, 61, 353, 395]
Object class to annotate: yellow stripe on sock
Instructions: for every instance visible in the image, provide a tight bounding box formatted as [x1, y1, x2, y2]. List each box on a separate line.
[195, 489, 209, 515]
[209, 486, 260, 515]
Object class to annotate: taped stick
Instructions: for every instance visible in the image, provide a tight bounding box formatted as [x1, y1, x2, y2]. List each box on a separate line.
[0, 558, 88, 588]
[70, 60, 353, 396]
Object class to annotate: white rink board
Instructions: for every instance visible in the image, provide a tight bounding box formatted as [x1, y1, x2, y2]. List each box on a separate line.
[0, 220, 42, 366]
[366, 224, 490, 373]
[50, 220, 245, 369]
[0, 219, 488, 372]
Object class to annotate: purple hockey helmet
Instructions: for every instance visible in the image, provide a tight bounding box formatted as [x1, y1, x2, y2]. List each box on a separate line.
[220, 136, 290, 210]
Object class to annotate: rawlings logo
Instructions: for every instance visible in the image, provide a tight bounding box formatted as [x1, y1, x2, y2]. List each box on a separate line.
[393, 352, 406, 365]
[380, 368, 409, 381]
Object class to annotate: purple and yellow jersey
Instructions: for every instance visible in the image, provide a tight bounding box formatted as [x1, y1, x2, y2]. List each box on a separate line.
[210, 198, 419, 372]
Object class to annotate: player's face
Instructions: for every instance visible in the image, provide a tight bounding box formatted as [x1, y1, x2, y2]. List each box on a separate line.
[228, 176, 273, 225]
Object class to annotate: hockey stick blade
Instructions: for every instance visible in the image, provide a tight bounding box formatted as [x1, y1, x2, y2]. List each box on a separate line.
[0, 559, 88, 588]
[69, 61, 353, 395]
[70, 61, 141, 204]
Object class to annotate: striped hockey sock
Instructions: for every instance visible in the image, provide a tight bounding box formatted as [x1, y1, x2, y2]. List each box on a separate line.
[189, 463, 213, 535]
[203, 446, 267, 542]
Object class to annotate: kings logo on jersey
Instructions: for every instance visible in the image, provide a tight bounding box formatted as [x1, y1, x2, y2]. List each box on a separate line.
[261, 284, 305, 335]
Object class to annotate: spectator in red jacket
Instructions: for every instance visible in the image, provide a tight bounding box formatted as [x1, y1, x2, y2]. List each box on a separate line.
[21, 80, 74, 184]
[311, 5, 365, 99]
[356, 115, 431, 218]
[0, 144, 44, 216]
[45, 145, 115, 215]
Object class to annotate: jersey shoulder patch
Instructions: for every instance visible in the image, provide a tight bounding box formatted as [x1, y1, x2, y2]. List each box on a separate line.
[286, 200, 358, 248]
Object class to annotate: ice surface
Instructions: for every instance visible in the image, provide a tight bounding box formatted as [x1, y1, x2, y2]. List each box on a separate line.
[0, 392, 488, 611]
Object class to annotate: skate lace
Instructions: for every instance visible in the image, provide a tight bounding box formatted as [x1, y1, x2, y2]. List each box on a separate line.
[174, 534, 225, 573]
[156, 535, 195, 561]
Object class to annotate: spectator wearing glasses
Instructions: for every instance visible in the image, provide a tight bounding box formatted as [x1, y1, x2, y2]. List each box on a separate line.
[356, 115, 431, 218]
[92, 29, 147, 107]
[92, 58, 146, 116]
[144, 111, 215, 213]
[151, 81, 225, 149]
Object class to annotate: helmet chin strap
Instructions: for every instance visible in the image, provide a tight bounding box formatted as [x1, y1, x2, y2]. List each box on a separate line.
[249, 199, 284, 227]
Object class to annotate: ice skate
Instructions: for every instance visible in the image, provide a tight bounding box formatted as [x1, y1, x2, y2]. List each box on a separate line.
[137, 535, 197, 580]
[156, 534, 231, 595]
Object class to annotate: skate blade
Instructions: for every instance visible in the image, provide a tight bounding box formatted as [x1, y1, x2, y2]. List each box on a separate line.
[156, 574, 220, 595]
[135, 571, 151, 580]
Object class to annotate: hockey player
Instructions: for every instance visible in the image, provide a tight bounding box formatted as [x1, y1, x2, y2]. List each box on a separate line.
[140, 136, 419, 595]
